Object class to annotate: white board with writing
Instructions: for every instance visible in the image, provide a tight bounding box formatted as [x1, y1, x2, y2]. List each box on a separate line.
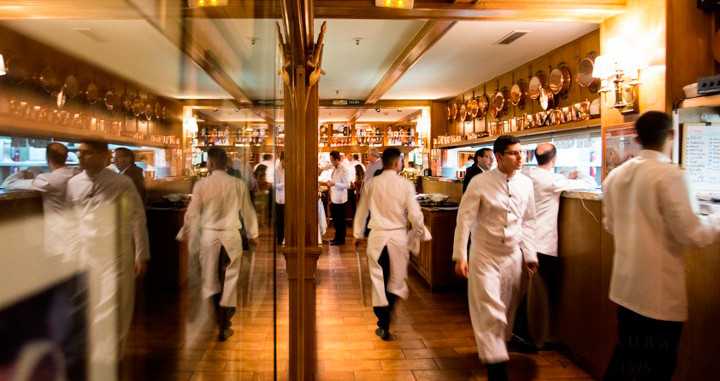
[683, 123, 720, 195]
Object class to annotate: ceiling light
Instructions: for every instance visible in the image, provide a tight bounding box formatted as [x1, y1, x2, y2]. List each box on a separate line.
[494, 30, 532, 45]
[0, 54, 6, 76]
[375, 0, 413, 9]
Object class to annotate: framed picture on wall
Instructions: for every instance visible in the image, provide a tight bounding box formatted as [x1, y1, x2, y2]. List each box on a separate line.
[602, 122, 641, 179]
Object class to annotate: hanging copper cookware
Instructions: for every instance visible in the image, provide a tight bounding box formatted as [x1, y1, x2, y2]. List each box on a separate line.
[476, 94, 489, 119]
[467, 98, 479, 118]
[81, 80, 99, 105]
[548, 64, 572, 96]
[121, 93, 134, 113]
[449, 102, 458, 120]
[5, 57, 28, 85]
[62, 74, 79, 99]
[447, 105, 453, 120]
[37, 66, 59, 94]
[528, 72, 547, 100]
[132, 98, 145, 117]
[577, 57, 601, 92]
[539, 87, 554, 110]
[144, 102, 154, 121]
[104, 90, 117, 111]
[509, 81, 527, 108]
[492, 88, 508, 116]
[155, 102, 164, 119]
[458, 103, 468, 121]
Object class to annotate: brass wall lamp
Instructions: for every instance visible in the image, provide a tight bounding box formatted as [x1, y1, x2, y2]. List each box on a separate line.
[592, 38, 648, 115]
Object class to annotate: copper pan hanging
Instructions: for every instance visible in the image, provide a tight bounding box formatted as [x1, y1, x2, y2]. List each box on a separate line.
[121, 93, 134, 113]
[467, 98, 479, 119]
[577, 56, 601, 92]
[539, 87, 554, 110]
[5, 56, 28, 85]
[37, 65, 59, 94]
[450, 102, 457, 120]
[476, 94, 489, 119]
[509, 81, 527, 108]
[458, 103, 467, 121]
[528, 72, 547, 100]
[104, 89, 117, 111]
[81, 80, 99, 105]
[447, 104, 452, 120]
[549, 64, 572, 96]
[492, 88, 508, 114]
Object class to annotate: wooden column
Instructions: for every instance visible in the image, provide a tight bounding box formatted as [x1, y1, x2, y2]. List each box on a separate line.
[279, 0, 322, 379]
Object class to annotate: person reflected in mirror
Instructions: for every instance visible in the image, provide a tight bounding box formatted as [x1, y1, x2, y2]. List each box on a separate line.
[463, 148, 494, 193]
[114, 147, 145, 203]
[328, 150, 350, 246]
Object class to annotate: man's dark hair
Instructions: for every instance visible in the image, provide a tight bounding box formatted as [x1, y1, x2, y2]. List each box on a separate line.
[46, 143, 68, 165]
[207, 147, 228, 168]
[535, 145, 557, 166]
[474, 148, 492, 162]
[635, 111, 671, 149]
[114, 147, 135, 161]
[352, 154, 359, 161]
[80, 139, 108, 153]
[263, 154, 272, 160]
[493, 135, 520, 155]
[382, 147, 401, 169]
[329, 150, 341, 161]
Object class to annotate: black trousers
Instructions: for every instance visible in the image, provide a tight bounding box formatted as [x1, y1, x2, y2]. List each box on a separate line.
[373, 246, 397, 330]
[213, 246, 235, 330]
[275, 202, 285, 245]
[603, 306, 683, 381]
[512, 253, 558, 345]
[330, 202, 346, 243]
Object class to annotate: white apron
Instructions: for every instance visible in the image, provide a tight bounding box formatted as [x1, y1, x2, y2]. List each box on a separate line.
[468, 245, 524, 364]
[199, 228, 243, 307]
[366, 228, 410, 307]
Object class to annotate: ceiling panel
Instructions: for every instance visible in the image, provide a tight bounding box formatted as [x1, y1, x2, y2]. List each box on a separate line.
[0, 19, 231, 99]
[382, 21, 598, 100]
[314, 19, 426, 100]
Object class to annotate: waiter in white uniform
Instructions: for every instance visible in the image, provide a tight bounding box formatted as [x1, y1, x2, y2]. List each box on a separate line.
[328, 150, 351, 245]
[178, 147, 259, 341]
[65, 140, 149, 377]
[513, 142, 597, 348]
[3, 142, 75, 258]
[602, 112, 720, 380]
[353, 148, 425, 341]
[453, 135, 537, 381]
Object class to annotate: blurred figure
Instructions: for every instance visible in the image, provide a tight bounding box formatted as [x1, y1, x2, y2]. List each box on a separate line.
[353, 164, 365, 196]
[353, 148, 425, 341]
[463, 148, 493, 193]
[114, 147, 145, 203]
[602, 112, 720, 380]
[364, 148, 382, 182]
[328, 150, 350, 246]
[2, 142, 75, 258]
[231, 152, 257, 196]
[66, 140, 149, 374]
[177, 147, 258, 341]
[254, 153, 274, 184]
[349, 154, 365, 175]
[275, 152, 285, 245]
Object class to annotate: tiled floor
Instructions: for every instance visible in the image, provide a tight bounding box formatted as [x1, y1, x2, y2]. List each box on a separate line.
[122, 225, 594, 380]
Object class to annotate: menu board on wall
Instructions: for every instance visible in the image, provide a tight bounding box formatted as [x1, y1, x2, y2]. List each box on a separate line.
[682, 123, 720, 195]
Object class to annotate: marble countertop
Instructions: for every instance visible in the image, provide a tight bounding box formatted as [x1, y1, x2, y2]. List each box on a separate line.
[561, 189, 603, 201]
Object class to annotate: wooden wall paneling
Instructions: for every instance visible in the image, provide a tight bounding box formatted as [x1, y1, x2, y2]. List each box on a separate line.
[555, 197, 603, 377]
[430, 101, 448, 148]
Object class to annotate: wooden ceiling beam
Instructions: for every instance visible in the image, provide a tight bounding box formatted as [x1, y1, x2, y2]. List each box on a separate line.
[188, 0, 625, 22]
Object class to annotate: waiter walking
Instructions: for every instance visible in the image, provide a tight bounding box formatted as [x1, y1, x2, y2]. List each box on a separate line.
[353, 148, 425, 341]
[328, 150, 350, 245]
[177, 147, 259, 341]
[453, 135, 537, 381]
[602, 111, 720, 380]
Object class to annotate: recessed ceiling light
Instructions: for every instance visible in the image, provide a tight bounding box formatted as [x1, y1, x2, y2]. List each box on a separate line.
[494, 30, 532, 45]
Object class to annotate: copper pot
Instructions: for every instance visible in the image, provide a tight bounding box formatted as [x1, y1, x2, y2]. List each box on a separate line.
[449, 103, 458, 120]
[549, 109, 564, 125]
[37, 66, 58, 94]
[509, 81, 527, 108]
[132, 98, 145, 117]
[492, 89, 508, 119]
[5, 56, 28, 85]
[577, 57, 601, 92]
[476, 94, 489, 119]
[458, 103, 468, 121]
[104, 90, 117, 111]
[62, 74, 79, 99]
[121, 93, 134, 113]
[467, 98, 479, 118]
[539, 87, 554, 110]
[528, 72, 547, 100]
[82, 81, 99, 105]
[549, 65, 572, 95]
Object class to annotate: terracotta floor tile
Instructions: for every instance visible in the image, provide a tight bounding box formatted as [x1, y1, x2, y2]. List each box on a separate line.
[412, 369, 477, 381]
[380, 359, 439, 371]
[165, 360, 227, 372]
[433, 356, 484, 370]
[316, 370, 356, 380]
[323, 359, 382, 371]
[354, 370, 417, 381]
[402, 348, 463, 359]
[351, 349, 406, 360]
[189, 372, 255, 381]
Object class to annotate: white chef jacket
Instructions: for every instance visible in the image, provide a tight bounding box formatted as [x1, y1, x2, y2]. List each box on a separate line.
[603, 150, 720, 322]
[453, 168, 538, 264]
[329, 164, 350, 204]
[181, 170, 259, 238]
[364, 159, 383, 181]
[254, 159, 275, 183]
[353, 170, 425, 305]
[528, 167, 597, 256]
[3, 166, 76, 257]
[66, 168, 150, 369]
[275, 165, 285, 205]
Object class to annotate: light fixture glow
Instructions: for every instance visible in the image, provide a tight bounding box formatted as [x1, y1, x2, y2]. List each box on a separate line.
[0, 54, 6, 76]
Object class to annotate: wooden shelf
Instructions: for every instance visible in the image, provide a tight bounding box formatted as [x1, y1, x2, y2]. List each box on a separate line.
[678, 94, 720, 109]
[434, 118, 601, 149]
[0, 114, 179, 149]
[318, 145, 418, 153]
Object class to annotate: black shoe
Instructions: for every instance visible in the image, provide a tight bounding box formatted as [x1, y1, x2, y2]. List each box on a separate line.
[508, 334, 539, 354]
[375, 328, 390, 341]
[486, 362, 508, 381]
[218, 328, 234, 342]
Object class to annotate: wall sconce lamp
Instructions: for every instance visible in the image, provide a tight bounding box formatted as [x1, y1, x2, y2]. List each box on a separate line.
[592, 38, 648, 114]
[0, 53, 6, 76]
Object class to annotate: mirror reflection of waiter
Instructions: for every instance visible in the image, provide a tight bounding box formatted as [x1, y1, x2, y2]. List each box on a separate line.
[328, 150, 350, 245]
[177, 147, 258, 341]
